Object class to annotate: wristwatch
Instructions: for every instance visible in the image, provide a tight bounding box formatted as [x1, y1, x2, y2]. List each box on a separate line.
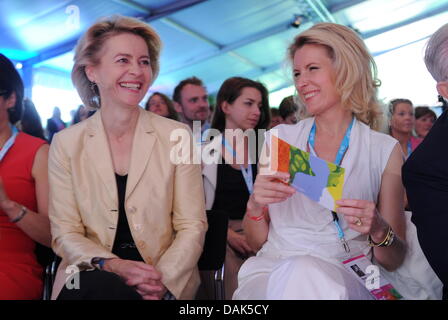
[10, 206, 28, 223]
[91, 257, 107, 270]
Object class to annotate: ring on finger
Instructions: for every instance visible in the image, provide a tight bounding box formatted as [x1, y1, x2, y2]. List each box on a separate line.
[355, 217, 362, 226]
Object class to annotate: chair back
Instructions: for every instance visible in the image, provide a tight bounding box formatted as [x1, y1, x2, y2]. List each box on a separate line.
[35, 243, 54, 269]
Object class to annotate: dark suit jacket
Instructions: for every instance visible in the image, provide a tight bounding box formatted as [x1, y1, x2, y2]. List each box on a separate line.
[402, 109, 448, 296]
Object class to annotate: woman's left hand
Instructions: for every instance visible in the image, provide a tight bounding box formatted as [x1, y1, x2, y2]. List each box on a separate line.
[336, 199, 389, 240]
[104, 258, 167, 300]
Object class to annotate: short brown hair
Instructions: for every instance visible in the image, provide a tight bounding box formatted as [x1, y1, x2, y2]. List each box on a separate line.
[414, 106, 436, 121]
[172, 76, 205, 104]
[278, 96, 298, 119]
[270, 108, 280, 118]
[72, 15, 162, 109]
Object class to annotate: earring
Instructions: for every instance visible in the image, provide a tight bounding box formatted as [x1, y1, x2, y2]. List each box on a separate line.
[90, 81, 97, 94]
[89, 82, 101, 108]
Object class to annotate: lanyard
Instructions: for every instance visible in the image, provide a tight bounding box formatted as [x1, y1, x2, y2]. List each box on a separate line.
[308, 117, 355, 253]
[222, 137, 254, 194]
[194, 122, 211, 146]
[0, 125, 18, 162]
[195, 129, 209, 146]
[309, 117, 354, 165]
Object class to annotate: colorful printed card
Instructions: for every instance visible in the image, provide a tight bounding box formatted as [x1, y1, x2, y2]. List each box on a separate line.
[270, 135, 345, 211]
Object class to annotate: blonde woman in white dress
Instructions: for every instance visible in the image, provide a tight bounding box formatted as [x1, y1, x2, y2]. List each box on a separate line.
[233, 23, 407, 300]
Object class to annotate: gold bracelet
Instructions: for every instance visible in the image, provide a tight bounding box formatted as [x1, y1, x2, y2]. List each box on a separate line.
[368, 226, 395, 247]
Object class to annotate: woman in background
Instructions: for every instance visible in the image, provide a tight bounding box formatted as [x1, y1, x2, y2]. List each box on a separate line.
[414, 106, 436, 139]
[278, 95, 299, 124]
[202, 76, 270, 299]
[389, 99, 422, 158]
[71, 104, 91, 125]
[21, 98, 46, 141]
[145, 92, 179, 121]
[46, 106, 66, 143]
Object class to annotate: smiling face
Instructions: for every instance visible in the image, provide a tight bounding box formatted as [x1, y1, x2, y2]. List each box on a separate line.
[147, 94, 169, 117]
[222, 87, 262, 130]
[415, 113, 435, 138]
[293, 44, 341, 116]
[391, 102, 414, 134]
[178, 84, 209, 123]
[85, 33, 152, 109]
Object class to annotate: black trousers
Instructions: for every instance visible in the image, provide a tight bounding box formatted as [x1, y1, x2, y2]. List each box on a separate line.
[57, 269, 142, 300]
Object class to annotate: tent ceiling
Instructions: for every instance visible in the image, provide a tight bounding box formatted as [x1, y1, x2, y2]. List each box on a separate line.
[1, 0, 447, 97]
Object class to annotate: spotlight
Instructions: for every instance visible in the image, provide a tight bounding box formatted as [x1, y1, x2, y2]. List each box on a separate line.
[15, 62, 23, 70]
[290, 15, 304, 28]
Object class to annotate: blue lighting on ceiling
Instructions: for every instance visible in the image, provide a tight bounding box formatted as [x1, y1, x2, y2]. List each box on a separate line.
[0, 48, 38, 61]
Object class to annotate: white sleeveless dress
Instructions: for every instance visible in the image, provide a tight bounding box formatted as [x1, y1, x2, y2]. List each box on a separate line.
[233, 117, 398, 300]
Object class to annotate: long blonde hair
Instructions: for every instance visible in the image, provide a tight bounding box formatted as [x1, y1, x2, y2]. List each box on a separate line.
[72, 15, 161, 109]
[288, 23, 383, 131]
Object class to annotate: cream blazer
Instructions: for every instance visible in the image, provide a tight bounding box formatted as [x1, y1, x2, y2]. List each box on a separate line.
[202, 134, 222, 210]
[48, 108, 207, 299]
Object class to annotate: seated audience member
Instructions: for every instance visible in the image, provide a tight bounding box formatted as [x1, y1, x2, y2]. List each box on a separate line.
[21, 98, 46, 141]
[234, 23, 408, 300]
[269, 108, 283, 129]
[414, 106, 436, 139]
[0, 54, 51, 299]
[388, 99, 422, 158]
[172, 77, 210, 143]
[202, 77, 270, 299]
[403, 23, 448, 299]
[278, 95, 299, 124]
[46, 106, 66, 143]
[145, 92, 179, 121]
[48, 15, 207, 300]
[71, 104, 91, 125]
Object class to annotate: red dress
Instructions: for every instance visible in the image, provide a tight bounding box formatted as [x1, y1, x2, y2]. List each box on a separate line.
[0, 132, 47, 299]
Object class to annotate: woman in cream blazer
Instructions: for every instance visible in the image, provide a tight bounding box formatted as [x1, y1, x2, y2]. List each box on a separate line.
[48, 16, 206, 300]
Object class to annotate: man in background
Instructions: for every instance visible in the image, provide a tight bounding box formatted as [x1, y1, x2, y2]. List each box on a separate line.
[172, 76, 210, 143]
